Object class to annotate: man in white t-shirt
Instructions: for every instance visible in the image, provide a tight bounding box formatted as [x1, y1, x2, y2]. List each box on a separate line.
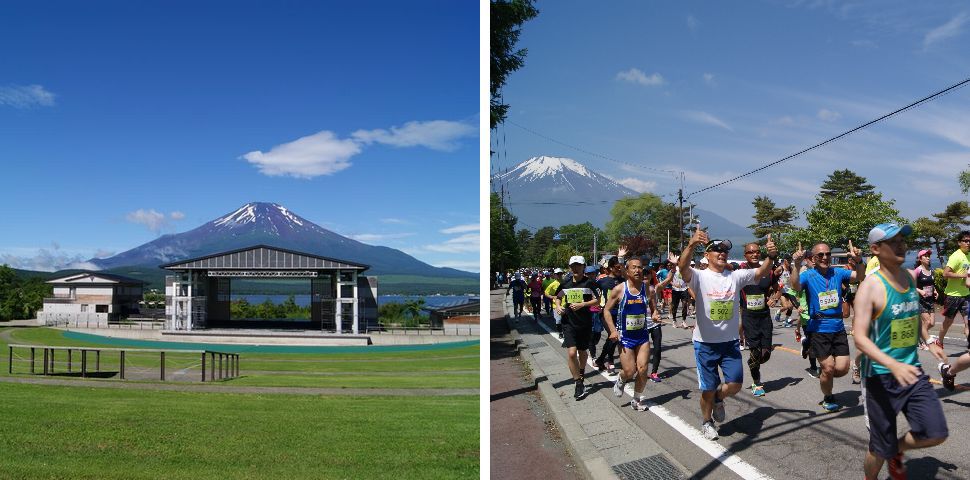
[676, 224, 777, 440]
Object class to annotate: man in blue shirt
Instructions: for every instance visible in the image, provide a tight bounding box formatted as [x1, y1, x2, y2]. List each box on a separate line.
[791, 240, 866, 412]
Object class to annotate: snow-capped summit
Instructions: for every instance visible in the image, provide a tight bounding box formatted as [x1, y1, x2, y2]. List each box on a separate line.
[511, 155, 593, 181]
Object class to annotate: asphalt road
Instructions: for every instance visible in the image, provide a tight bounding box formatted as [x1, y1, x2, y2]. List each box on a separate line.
[526, 304, 970, 480]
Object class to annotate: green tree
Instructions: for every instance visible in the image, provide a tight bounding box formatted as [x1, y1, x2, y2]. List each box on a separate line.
[604, 193, 680, 258]
[792, 192, 905, 252]
[748, 195, 798, 241]
[490, 0, 539, 129]
[541, 244, 579, 269]
[557, 222, 602, 260]
[491, 192, 522, 273]
[819, 169, 875, 198]
[0, 265, 52, 320]
[911, 216, 949, 264]
[960, 167, 970, 195]
[527, 226, 556, 266]
[930, 201, 970, 256]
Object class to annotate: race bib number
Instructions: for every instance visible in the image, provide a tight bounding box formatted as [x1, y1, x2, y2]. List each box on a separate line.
[818, 290, 839, 310]
[625, 314, 645, 331]
[709, 300, 734, 323]
[746, 294, 766, 310]
[849, 283, 858, 294]
[890, 316, 919, 349]
[565, 289, 584, 304]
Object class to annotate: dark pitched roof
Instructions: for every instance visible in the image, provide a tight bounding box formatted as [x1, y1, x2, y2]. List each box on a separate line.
[159, 244, 369, 271]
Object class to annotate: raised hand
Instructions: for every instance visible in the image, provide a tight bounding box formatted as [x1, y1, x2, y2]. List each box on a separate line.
[766, 233, 778, 258]
[847, 239, 861, 262]
[792, 241, 806, 263]
[690, 222, 708, 247]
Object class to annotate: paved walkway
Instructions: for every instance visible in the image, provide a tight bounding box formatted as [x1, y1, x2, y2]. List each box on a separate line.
[491, 298, 585, 479]
[491, 289, 710, 480]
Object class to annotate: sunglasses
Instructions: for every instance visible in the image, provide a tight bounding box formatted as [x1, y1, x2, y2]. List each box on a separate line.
[705, 239, 733, 253]
[814, 252, 832, 258]
[744, 249, 760, 254]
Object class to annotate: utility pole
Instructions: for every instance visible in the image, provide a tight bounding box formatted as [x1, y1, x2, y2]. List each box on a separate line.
[678, 187, 684, 251]
[593, 232, 597, 264]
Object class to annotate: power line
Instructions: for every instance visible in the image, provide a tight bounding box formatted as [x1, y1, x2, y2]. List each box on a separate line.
[687, 75, 970, 198]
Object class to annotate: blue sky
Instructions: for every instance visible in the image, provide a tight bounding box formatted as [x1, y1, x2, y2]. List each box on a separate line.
[493, 1, 970, 237]
[0, 1, 480, 273]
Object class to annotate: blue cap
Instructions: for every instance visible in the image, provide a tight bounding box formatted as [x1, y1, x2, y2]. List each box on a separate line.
[584, 266, 598, 274]
[868, 223, 912, 244]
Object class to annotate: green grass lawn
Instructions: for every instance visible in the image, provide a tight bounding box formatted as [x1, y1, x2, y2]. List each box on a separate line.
[0, 383, 479, 479]
[1, 327, 480, 389]
[0, 327, 480, 478]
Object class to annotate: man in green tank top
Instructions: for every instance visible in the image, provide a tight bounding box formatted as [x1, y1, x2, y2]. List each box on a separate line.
[853, 223, 948, 480]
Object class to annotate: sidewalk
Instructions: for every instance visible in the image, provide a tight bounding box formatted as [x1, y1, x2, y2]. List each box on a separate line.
[490, 289, 691, 480]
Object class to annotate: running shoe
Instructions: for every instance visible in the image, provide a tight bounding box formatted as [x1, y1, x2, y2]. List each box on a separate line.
[613, 376, 625, 397]
[649, 373, 661, 383]
[630, 398, 648, 412]
[851, 365, 861, 384]
[607, 364, 616, 375]
[701, 421, 719, 440]
[928, 335, 941, 348]
[773, 312, 782, 323]
[558, 332, 564, 340]
[888, 452, 906, 480]
[939, 362, 956, 392]
[740, 344, 748, 351]
[751, 384, 765, 397]
[574, 379, 588, 400]
[806, 366, 819, 378]
[782, 320, 793, 328]
[712, 400, 726, 422]
[819, 396, 841, 412]
[594, 359, 607, 371]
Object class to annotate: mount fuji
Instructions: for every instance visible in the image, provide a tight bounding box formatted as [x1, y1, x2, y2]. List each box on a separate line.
[89, 202, 474, 278]
[491, 156, 753, 243]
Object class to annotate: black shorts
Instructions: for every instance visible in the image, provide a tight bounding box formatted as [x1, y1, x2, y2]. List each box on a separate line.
[863, 373, 948, 459]
[562, 322, 592, 350]
[781, 292, 798, 304]
[810, 331, 850, 359]
[943, 295, 970, 318]
[919, 297, 935, 314]
[741, 315, 773, 350]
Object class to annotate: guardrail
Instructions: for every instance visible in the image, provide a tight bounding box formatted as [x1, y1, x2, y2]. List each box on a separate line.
[7, 344, 239, 382]
[364, 326, 479, 335]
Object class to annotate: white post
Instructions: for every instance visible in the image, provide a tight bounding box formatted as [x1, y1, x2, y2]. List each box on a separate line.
[352, 271, 359, 334]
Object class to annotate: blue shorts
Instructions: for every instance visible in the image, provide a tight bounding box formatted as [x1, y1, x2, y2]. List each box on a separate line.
[693, 340, 743, 391]
[620, 334, 650, 350]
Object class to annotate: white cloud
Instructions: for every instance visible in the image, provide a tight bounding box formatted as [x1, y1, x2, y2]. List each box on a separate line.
[0, 248, 99, 272]
[432, 260, 480, 272]
[817, 108, 842, 122]
[440, 224, 479, 234]
[615, 177, 658, 193]
[682, 110, 733, 131]
[348, 232, 416, 244]
[924, 12, 969, 48]
[352, 120, 476, 151]
[380, 218, 408, 224]
[616, 68, 665, 87]
[125, 208, 186, 234]
[703, 73, 716, 86]
[0, 84, 56, 108]
[424, 233, 480, 253]
[241, 131, 362, 179]
[687, 14, 699, 31]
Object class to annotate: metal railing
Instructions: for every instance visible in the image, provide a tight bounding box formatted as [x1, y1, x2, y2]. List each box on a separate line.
[7, 344, 240, 382]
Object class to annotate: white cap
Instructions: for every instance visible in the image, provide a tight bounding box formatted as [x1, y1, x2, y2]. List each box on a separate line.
[700, 258, 709, 265]
[554, 268, 564, 274]
[568, 255, 586, 265]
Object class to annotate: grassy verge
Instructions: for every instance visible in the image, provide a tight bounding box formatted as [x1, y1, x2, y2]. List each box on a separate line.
[0, 383, 479, 479]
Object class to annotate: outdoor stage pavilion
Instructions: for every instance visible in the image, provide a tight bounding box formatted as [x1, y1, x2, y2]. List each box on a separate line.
[161, 245, 377, 335]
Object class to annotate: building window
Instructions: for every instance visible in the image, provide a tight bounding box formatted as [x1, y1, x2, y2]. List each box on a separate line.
[80, 304, 88, 312]
[96, 305, 108, 313]
[340, 285, 354, 298]
[339, 271, 354, 283]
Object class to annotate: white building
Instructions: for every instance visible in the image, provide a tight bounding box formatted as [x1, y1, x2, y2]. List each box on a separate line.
[38, 272, 145, 327]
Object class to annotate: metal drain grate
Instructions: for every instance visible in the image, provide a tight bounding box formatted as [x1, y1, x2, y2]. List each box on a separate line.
[613, 454, 686, 480]
[525, 342, 547, 349]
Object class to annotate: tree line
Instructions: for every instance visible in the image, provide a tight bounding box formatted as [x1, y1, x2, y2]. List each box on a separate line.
[0, 265, 51, 321]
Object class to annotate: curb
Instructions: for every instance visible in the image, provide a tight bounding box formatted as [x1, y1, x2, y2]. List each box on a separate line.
[506, 316, 619, 480]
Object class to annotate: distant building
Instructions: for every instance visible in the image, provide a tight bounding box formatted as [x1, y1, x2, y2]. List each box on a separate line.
[422, 298, 480, 334]
[161, 245, 377, 333]
[38, 272, 146, 326]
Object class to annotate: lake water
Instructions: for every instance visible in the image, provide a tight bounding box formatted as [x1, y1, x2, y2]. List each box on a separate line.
[233, 294, 478, 308]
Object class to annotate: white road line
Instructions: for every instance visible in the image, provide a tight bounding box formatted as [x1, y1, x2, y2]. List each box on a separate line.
[515, 304, 774, 480]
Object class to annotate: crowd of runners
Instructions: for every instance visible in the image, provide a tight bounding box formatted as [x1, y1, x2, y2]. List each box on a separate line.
[500, 224, 970, 480]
